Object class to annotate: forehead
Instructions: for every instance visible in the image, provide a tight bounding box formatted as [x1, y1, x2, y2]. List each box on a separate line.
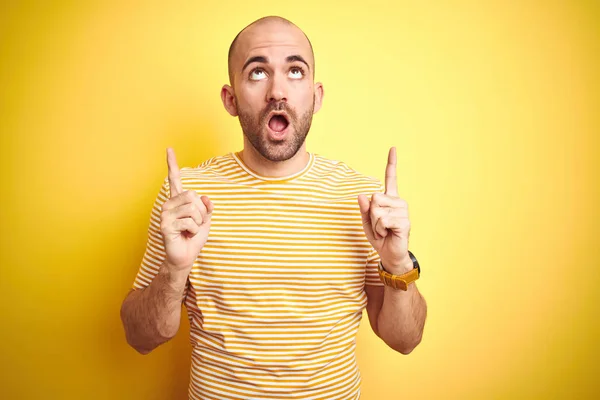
[234, 22, 313, 67]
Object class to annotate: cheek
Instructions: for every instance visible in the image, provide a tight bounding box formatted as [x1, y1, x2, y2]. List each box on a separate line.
[238, 85, 265, 106]
[237, 96, 260, 117]
[292, 82, 314, 108]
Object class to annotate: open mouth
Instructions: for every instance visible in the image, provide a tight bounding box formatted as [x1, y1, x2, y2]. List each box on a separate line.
[268, 114, 290, 133]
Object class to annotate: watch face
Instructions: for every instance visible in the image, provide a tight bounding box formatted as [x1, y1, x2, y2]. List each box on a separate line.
[408, 251, 420, 275]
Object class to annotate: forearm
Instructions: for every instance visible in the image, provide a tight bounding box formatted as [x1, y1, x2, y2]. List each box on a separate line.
[120, 262, 187, 354]
[377, 282, 427, 354]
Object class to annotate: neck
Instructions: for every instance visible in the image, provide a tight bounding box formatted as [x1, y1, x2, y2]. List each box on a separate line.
[240, 138, 309, 178]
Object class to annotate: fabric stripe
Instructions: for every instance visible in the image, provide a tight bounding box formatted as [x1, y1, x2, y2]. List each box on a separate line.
[133, 151, 384, 399]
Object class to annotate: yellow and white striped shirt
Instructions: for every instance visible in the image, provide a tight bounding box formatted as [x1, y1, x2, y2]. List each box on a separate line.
[133, 151, 385, 400]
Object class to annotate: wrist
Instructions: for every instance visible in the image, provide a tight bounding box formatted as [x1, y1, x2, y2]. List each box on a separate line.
[380, 256, 413, 275]
[159, 262, 189, 294]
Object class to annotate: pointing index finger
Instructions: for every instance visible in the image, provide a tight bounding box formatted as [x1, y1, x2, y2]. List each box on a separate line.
[385, 146, 398, 196]
[167, 147, 183, 198]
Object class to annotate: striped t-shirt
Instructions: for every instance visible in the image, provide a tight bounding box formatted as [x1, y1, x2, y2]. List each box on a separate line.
[133, 151, 385, 400]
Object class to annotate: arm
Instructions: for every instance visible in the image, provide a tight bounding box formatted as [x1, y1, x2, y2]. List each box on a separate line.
[121, 148, 214, 355]
[358, 146, 427, 354]
[365, 278, 427, 355]
[120, 262, 188, 355]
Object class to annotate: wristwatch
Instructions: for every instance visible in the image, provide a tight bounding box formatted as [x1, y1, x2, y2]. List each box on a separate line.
[378, 250, 420, 290]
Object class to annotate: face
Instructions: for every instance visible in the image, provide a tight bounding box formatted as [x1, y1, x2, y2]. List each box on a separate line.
[222, 22, 323, 162]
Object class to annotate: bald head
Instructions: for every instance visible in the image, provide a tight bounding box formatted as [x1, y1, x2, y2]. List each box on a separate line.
[227, 16, 315, 86]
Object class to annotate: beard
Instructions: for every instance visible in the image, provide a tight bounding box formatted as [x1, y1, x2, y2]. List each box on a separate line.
[237, 97, 314, 162]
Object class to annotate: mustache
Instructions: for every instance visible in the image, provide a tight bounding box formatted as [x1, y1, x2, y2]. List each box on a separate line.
[261, 101, 296, 123]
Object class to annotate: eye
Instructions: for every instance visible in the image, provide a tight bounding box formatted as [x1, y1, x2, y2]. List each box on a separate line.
[289, 67, 305, 79]
[249, 68, 267, 81]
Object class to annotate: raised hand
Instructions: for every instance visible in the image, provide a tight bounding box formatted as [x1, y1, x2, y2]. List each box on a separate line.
[358, 147, 413, 274]
[160, 148, 214, 274]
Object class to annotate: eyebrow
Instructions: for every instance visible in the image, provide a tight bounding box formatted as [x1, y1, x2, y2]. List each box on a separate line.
[242, 56, 268, 72]
[286, 55, 310, 71]
[242, 55, 311, 73]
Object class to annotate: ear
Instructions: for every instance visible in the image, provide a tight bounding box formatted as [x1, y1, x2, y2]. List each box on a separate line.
[313, 82, 324, 114]
[221, 85, 238, 117]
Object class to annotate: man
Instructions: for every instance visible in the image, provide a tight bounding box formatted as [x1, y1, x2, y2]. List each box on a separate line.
[120, 16, 427, 400]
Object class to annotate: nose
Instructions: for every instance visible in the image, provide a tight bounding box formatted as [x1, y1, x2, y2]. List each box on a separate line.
[266, 73, 287, 103]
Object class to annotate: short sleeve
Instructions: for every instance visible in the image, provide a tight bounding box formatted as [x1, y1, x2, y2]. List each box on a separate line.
[364, 179, 385, 287]
[365, 246, 384, 286]
[131, 177, 171, 291]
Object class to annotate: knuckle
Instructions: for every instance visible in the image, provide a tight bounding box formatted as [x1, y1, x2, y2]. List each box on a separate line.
[187, 218, 198, 229]
[160, 210, 169, 221]
[196, 198, 207, 212]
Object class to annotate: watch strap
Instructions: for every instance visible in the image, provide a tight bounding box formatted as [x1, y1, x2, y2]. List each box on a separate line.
[377, 252, 420, 290]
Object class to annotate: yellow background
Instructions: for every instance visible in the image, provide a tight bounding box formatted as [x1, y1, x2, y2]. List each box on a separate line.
[1, 1, 598, 399]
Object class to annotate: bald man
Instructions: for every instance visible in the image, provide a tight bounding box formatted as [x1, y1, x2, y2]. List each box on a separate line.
[121, 16, 427, 400]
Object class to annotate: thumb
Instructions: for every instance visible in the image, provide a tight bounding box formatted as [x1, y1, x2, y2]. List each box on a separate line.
[358, 194, 375, 241]
[201, 196, 214, 224]
[358, 194, 370, 222]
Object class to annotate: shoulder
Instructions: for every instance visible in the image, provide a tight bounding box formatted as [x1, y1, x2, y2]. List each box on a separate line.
[312, 153, 384, 193]
[175, 152, 238, 184]
[160, 152, 234, 196]
[182, 152, 233, 178]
